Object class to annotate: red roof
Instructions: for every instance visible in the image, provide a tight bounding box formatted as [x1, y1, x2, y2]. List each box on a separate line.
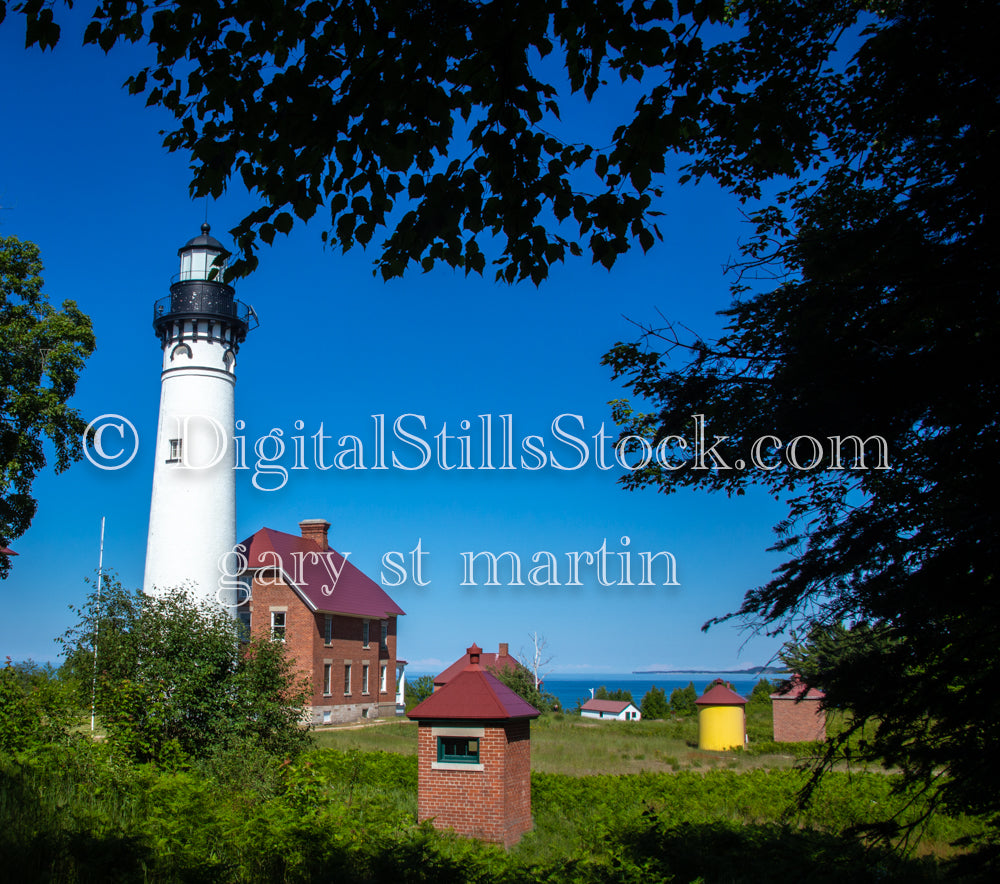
[695, 679, 747, 706]
[409, 645, 540, 721]
[581, 698, 634, 714]
[434, 644, 525, 686]
[238, 526, 405, 618]
[0, 547, 17, 556]
[770, 676, 825, 701]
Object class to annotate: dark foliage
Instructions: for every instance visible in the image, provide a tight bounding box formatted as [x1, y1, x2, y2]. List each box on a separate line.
[490, 663, 559, 712]
[603, 0, 1000, 829]
[0, 236, 94, 574]
[595, 685, 636, 705]
[640, 684, 669, 719]
[669, 682, 697, 716]
[60, 575, 312, 764]
[12, 0, 870, 285]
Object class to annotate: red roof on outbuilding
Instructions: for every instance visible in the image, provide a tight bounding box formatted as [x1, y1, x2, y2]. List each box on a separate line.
[581, 699, 634, 714]
[238, 526, 405, 618]
[770, 676, 825, 701]
[409, 645, 540, 721]
[695, 679, 747, 706]
[434, 644, 525, 686]
[0, 546, 17, 556]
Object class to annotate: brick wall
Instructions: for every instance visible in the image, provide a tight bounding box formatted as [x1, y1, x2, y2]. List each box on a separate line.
[501, 719, 532, 846]
[249, 573, 315, 697]
[772, 698, 827, 742]
[417, 720, 533, 848]
[248, 572, 398, 724]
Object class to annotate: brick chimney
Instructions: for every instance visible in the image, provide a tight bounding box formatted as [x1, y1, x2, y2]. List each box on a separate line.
[499, 642, 509, 657]
[299, 519, 331, 551]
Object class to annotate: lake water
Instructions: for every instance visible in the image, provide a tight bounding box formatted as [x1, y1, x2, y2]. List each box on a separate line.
[542, 673, 783, 711]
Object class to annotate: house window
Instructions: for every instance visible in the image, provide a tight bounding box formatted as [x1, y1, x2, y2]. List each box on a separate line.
[167, 438, 182, 463]
[271, 611, 286, 641]
[362, 663, 369, 694]
[344, 663, 351, 695]
[380, 620, 388, 648]
[362, 619, 370, 648]
[237, 609, 251, 642]
[437, 736, 480, 764]
[324, 614, 332, 645]
[380, 663, 387, 693]
[323, 663, 331, 696]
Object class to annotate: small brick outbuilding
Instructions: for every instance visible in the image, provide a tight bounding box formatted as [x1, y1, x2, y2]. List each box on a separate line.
[770, 677, 827, 742]
[407, 643, 540, 847]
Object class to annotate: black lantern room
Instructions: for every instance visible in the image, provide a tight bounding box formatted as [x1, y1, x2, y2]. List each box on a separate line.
[152, 224, 256, 348]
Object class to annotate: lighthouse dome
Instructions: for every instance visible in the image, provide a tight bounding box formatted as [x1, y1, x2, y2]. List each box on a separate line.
[179, 222, 228, 256]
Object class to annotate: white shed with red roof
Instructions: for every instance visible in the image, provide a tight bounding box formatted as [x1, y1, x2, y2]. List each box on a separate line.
[580, 698, 641, 721]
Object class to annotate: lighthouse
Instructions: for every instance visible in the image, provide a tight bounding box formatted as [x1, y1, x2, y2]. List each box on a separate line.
[143, 224, 254, 608]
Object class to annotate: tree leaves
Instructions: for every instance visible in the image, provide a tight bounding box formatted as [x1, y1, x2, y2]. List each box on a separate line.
[60, 578, 312, 764]
[0, 237, 95, 576]
[603, 0, 1000, 829]
[10, 0, 755, 282]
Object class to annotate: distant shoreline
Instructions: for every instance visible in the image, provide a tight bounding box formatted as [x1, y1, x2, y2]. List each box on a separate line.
[632, 668, 790, 676]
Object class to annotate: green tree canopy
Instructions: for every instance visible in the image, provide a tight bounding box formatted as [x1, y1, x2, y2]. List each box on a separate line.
[0, 235, 95, 575]
[489, 662, 558, 712]
[594, 685, 635, 705]
[12, 0, 861, 282]
[748, 679, 774, 707]
[60, 575, 311, 764]
[603, 0, 999, 827]
[8, 0, 997, 834]
[640, 684, 669, 719]
[669, 682, 697, 716]
[404, 674, 435, 711]
[0, 658, 75, 753]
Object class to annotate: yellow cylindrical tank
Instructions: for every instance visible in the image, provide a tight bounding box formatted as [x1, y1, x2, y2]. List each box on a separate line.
[695, 679, 747, 751]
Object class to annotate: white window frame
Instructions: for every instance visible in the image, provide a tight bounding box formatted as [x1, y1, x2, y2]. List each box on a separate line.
[430, 726, 486, 772]
[271, 610, 286, 642]
[167, 438, 182, 463]
[324, 614, 332, 645]
[362, 663, 370, 695]
[323, 663, 332, 696]
[380, 663, 387, 693]
[344, 663, 351, 695]
[362, 619, 370, 648]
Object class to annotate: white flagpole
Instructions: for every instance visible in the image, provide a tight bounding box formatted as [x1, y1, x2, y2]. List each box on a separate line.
[90, 516, 105, 732]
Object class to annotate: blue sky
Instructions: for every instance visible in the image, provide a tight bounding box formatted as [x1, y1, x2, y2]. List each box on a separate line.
[0, 17, 791, 675]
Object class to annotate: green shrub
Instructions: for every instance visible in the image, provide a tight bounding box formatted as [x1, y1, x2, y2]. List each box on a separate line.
[640, 685, 669, 719]
[669, 681, 698, 716]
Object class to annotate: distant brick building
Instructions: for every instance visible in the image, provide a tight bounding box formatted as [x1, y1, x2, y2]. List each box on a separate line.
[408, 644, 540, 848]
[770, 677, 827, 742]
[238, 519, 404, 725]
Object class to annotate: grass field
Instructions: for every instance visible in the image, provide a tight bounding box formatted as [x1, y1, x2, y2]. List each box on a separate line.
[3, 708, 989, 880]
[312, 710, 826, 776]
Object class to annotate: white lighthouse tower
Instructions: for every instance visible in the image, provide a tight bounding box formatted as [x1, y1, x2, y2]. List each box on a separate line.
[143, 224, 254, 608]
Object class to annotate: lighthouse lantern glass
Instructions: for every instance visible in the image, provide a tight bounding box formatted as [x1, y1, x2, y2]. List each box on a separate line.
[179, 246, 226, 282]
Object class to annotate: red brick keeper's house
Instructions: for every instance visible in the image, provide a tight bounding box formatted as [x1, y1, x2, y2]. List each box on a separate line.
[237, 518, 405, 725]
